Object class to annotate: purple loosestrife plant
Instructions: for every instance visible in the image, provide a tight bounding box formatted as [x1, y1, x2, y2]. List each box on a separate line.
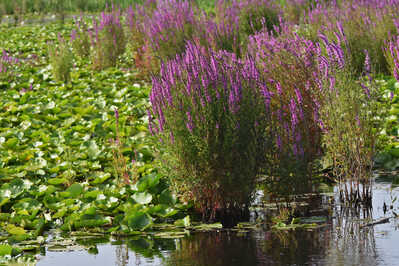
[91, 7, 126, 70]
[248, 31, 323, 198]
[279, 0, 317, 24]
[301, 0, 399, 74]
[111, 108, 139, 185]
[126, 0, 207, 74]
[385, 34, 399, 81]
[125, 1, 158, 76]
[150, 42, 273, 224]
[0, 50, 20, 83]
[211, 0, 280, 55]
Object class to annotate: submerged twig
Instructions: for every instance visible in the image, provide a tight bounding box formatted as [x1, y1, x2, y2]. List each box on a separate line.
[360, 217, 390, 228]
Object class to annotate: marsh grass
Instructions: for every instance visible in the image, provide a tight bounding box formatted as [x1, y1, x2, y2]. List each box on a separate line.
[48, 35, 73, 83]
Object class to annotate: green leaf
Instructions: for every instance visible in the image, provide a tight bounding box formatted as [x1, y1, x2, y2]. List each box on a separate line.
[6, 224, 26, 235]
[0, 245, 21, 257]
[0, 245, 13, 256]
[66, 183, 83, 198]
[159, 189, 176, 205]
[137, 173, 160, 192]
[132, 192, 152, 205]
[47, 177, 68, 185]
[3, 138, 18, 149]
[87, 140, 101, 160]
[174, 215, 191, 227]
[91, 172, 111, 185]
[127, 212, 152, 231]
[84, 190, 101, 199]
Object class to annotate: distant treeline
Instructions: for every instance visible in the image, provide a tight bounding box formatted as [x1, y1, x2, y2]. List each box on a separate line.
[0, 0, 144, 14]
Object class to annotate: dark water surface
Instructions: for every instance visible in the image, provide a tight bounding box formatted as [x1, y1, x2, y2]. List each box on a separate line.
[34, 181, 399, 266]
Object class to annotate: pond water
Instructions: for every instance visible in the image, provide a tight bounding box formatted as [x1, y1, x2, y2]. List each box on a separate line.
[26, 180, 399, 266]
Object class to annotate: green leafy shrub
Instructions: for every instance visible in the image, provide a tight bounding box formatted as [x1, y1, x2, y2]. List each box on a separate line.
[48, 35, 73, 83]
[317, 36, 383, 204]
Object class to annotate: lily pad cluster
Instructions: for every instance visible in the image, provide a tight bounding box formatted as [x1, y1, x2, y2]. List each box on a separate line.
[0, 22, 190, 257]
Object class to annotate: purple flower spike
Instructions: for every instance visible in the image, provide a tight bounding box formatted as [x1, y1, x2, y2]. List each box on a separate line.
[114, 107, 119, 117]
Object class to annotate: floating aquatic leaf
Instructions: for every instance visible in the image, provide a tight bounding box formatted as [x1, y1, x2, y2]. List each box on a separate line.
[65, 183, 83, 198]
[174, 215, 191, 227]
[0, 245, 21, 257]
[6, 224, 26, 236]
[132, 192, 153, 205]
[127, 212, 152, 231]
[159, 189, 176, 206]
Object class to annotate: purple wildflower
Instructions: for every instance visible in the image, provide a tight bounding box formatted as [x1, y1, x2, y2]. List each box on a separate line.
[114, 108, 119, 120]
[186, 111, 194, 133]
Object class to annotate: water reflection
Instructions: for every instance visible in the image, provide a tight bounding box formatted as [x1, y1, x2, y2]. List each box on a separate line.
[165, 184, 399, 266]
[34, 182, 399, 266]
[115, 244, 129, 266]
[164, 231, 259, 266]
[324, 206, 378, 266]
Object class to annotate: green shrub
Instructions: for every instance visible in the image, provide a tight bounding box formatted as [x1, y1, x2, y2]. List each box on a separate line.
[48, 36, 73, 83]
[71, 17, 90, 58]
[317, 36, 383, 204]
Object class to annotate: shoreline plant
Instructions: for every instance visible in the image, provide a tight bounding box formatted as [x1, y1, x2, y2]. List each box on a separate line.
[0, 50, 20, 83]
[316, 35, 382, 205]
[150, 42, 274, 225]
[70, 16, 91, 58]
[300, 0, 399, 75]
[48, 35, 73, 83]
[248, 30, 324, 198]
[211, 0, 281, 56]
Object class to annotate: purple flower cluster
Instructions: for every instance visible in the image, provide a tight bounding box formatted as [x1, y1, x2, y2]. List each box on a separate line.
[0, 50, 19, 76]
[150, 42, 268, 141]
[388, 35, 399, 82]
[248, 30, 326, 159]
[126, 0, 204, 61]
[89, 7, 126, 69]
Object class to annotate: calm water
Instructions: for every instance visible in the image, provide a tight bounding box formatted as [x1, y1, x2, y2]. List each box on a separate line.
[32, 181, 399, 266]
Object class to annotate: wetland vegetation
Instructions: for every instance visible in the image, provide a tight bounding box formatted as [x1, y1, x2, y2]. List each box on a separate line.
[1, 0, 399, 265]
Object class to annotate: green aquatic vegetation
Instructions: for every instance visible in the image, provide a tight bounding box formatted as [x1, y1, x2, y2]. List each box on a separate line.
[0, 22, 192, 258]
[48, 35, 73, 83]
[70, 17, 91, 58]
